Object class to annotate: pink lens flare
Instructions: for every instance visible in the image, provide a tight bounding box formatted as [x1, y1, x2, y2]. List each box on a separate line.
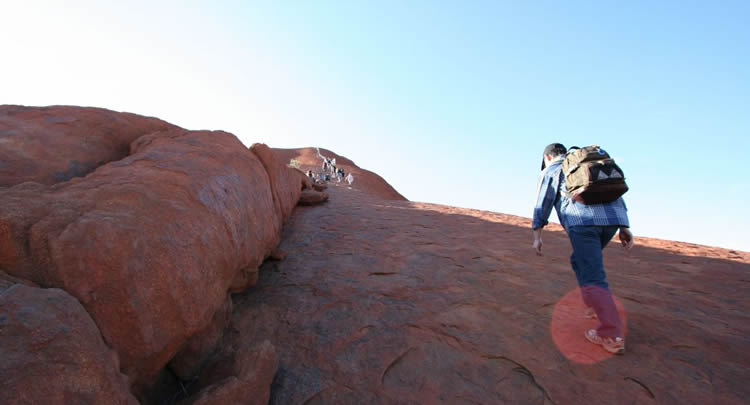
[550, 288, 628, 364]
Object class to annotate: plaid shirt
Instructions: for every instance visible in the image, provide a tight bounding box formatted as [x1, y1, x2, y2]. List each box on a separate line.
[532, 158, 629, 230]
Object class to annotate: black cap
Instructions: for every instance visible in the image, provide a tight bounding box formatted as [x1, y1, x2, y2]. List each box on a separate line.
[541, 143, 566, 170]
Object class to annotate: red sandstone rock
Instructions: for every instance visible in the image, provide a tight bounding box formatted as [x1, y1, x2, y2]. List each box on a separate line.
[0, 107, 309, 393]
[298, 189, 329, 206]
[269, 248, 288, 261]
[312, 182, 327, 192]
[0, 270, 38, 289]
[1, 128, 278, 388]
[299, 171, 314, 191]
[169, 295, 233, 380]
[250, 143, 310, 242]
[181, 341, 278, 405]
[0, 284, 138, 405]
[0, 105, 178, 186]
[228, 181, 750, 405]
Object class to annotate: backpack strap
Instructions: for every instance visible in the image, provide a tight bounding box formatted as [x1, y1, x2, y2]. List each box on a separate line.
[559, 167, 570, 199]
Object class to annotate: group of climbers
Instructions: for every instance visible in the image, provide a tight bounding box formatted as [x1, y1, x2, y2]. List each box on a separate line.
[309, 156, 354, 185]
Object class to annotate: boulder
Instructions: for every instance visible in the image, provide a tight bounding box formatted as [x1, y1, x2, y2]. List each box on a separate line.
[298, 190, 329, 206]
[0, 284, 138, 405]
[0, 114, 304, 390]
[312, 182, 327, 192]
[0, 105, 178, 186]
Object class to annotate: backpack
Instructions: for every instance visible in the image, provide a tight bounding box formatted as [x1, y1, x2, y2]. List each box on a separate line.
[562, 145, 628, 204]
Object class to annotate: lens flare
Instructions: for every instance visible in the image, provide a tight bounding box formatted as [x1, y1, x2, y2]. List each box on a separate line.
[550, 288, 628, 364]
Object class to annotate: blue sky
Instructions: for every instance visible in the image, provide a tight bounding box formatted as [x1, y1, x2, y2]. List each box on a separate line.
[3, 1, 749, 251]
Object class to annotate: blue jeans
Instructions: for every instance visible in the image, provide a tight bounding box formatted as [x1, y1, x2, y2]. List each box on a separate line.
[567, 225, 623, 338]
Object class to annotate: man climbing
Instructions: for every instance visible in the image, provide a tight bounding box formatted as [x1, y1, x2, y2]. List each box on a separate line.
[532, 143, 634, 355]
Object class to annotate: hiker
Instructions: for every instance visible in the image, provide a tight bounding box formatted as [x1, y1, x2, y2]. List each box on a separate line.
[322, 161, 328, 172]
[532, 143, 634, 355]
[346, 173, 354, 185]
[306, 170, 314, 179]
[337, 168, 345, 183]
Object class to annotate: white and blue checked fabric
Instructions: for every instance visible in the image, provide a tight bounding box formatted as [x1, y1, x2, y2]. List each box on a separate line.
[532, 159, 629, 230]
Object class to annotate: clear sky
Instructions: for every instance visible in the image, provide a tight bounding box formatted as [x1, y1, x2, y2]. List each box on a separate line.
[3, 1, 749, 251]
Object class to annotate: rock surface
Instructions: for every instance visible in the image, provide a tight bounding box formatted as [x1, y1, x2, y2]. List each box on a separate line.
[0, 270, 38, 289]
[298, 189, 329, 206]
[229, 178, 750, 405]
[0, 284, 138, 405]
[251, 143, 312, 236]
[0, 105, 178, 186]
[181, 340, 278, 405]
[312, 182, 327, 192]
[0, 106, 309, 397]
[169, 295, 234, 380]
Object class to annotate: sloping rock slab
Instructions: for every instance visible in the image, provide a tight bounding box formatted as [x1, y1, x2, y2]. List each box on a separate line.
[230, 183, 750, 405]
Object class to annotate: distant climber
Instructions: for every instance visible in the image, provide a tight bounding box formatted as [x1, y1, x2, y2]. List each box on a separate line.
[346, 173, 354, 185]
[337, 168, 345, 183]
[532, 143, 633, 355]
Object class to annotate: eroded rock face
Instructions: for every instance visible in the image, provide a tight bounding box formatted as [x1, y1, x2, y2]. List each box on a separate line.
[298, 190, 329, 206]
[0, 107, 310, 395]
[0, 105, 178, 186]
[1, 128, 279, 387]
[312, 182, 327, 192]
[169, 295, 234, 380]
[0, 270, 38, 289]
[181, 341, 278, 405]
[251, 144, 310, 228]
[0, 284, 138, 405]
